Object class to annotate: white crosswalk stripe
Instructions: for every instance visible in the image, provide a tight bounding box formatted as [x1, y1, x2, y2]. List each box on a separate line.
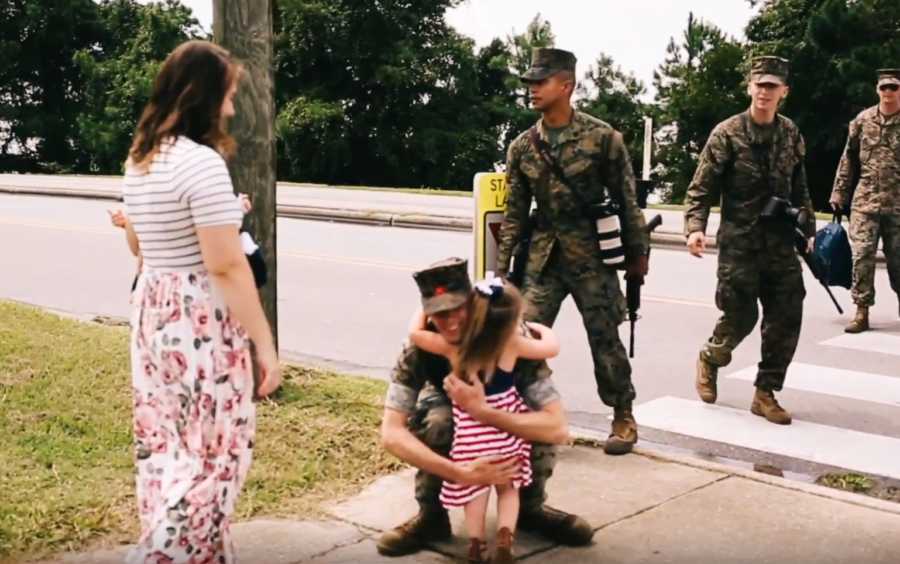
[633, 332, 900, 479]
[820, 332, 900, 357]
[633, 396, 900, 480]
[726, 363, 900, 407]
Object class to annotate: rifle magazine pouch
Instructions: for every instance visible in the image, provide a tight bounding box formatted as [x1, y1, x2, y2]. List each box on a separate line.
[596, 214, 625, 267]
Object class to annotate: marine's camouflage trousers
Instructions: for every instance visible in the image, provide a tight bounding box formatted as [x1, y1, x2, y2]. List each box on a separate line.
[700, 243, 805, 391]
[849, 211, 900, 307]
[410, 386, 557, 514]
[522, 247, 636, 408]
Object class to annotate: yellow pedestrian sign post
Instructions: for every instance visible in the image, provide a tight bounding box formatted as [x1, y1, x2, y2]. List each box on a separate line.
[473, 172, 507, 281]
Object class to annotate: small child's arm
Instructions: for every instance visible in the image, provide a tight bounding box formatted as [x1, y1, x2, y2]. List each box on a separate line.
[514, 322, 560, 360]
[407, 307, 452, 356]
[108, 209, 140, 257]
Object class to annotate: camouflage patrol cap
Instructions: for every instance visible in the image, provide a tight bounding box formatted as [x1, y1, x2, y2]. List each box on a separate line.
[412, 257, 472, 315]
[877, 69, 900, 87]
[521, 48, 577, 83]
[750, 56, 790, 85]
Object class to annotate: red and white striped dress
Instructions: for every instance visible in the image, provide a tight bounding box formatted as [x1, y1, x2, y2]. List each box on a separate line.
[440, 368, 533, 508]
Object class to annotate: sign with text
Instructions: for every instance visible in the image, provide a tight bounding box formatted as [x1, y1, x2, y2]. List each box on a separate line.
[473, 172, 507, 281]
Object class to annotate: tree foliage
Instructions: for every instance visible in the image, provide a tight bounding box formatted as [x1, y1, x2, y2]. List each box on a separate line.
[577, 54, 650, 179]
[652, 13, 746, 202]
[73, 0, 200, 173]
[3, 1, 898, 200]
[0, 0, 105, 171]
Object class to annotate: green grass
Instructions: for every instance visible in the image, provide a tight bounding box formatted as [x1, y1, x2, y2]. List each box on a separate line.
[0, 301, 400, 561]
[816, 472, 875, 493]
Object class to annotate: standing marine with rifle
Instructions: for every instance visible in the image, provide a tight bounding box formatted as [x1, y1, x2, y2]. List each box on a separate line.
[497, 48, 650, 455]
[685, 56, 815, 426]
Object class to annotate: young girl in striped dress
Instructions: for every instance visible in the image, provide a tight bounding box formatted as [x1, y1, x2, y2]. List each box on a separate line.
[408, 277, 560, 563]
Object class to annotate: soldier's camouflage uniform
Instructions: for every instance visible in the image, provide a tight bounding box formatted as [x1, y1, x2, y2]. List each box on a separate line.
[384, 341, 560, 514]
[830, 106, 900, 307]
[496, 111, 649, 409]
[685, 111, 815, 391]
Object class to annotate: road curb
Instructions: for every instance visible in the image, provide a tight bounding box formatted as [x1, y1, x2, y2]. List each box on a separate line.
[0, 184, 121, 201]
[0, 184, 699, 246]
[571, 426, 900, 517]
[6, 184, 892, 263]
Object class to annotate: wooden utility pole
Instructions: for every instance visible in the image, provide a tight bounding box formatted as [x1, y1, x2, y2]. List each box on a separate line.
[213, 0, 278, 343]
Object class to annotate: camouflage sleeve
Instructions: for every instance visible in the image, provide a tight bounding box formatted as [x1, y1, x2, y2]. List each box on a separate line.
[497, 140, 532, 275]
[791, 133, 816, 238]
[684, 126, 730, 235]
[384, 342, 425, 414]
[517, 359, 561, 410]
[604, 130, 648, 257]
[830, 118, 861, 207]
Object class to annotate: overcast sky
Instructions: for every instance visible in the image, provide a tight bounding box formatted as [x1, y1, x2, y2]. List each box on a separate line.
[176, 0, 758, 99]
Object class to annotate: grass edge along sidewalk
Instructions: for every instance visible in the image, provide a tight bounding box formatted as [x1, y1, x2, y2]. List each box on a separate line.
[0, 300, 402, 562]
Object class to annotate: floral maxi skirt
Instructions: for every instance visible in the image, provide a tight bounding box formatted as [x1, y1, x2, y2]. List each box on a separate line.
[127, 269, 256, 564]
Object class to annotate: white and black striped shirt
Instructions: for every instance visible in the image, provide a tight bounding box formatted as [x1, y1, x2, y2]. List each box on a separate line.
[123, 136, 242, 270]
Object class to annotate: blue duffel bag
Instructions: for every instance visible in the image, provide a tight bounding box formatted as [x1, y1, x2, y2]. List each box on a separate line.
[813, 214, 852, 289]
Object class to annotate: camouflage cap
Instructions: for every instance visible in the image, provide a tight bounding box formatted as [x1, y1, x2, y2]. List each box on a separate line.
[521, 48, 577, 83]
[750, 56, 790, 85]
[877, 68, 900, 87]
[412, 257, 472, 315]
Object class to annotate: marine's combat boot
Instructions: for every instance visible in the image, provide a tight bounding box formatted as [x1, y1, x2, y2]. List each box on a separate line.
[376, 508, 451, 556]
[605, 404, 638, 455]
[518, 505, 594, 545]
[493, 527, 515, 564]
[751, 388, 792, 425]
[695, 355, 718, 403]
[845, 306, 869, 333]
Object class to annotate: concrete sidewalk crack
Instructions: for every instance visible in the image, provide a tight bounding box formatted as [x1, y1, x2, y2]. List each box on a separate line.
[519, 475, 732, 561]
[597, 474, 732, 532]
[288, 523, 370, 563]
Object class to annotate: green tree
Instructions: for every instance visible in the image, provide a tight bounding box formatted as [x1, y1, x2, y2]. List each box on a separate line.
[274, 0, 508, 189]
[506, 13, 556, 78]
[577, 53, 649, 181]
[501, 14, 555, 144]
[72, 0, 201, 173]
[652, 13, 746, 202]
[0, 0, 105, 172]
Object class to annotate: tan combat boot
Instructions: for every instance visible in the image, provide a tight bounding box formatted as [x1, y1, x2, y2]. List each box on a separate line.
[467, 538, 488, 563]
[845, 306, 869, 333]
[376, 509, 452, 556]
[751, 388, 792, 425]
[695, 355, 718, 404]
[605, 404, 638, 455]
[493, 527, 515, 564]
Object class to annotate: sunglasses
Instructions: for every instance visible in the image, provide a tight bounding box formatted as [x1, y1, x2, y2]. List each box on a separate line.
[879, 84, 899, 92]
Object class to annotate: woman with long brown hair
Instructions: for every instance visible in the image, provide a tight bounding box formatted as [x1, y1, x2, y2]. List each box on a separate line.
[121, 40, 280, 563]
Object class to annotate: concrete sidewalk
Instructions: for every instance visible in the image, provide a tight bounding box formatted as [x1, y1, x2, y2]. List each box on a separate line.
[43, 444, 900, 564]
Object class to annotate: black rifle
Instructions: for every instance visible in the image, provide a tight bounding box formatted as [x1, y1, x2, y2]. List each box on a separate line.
[507, 210, 537, 287]
[627, 214, 663, 358]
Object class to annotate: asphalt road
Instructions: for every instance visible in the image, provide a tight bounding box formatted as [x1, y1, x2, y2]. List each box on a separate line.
[3, 193, 899, 483]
